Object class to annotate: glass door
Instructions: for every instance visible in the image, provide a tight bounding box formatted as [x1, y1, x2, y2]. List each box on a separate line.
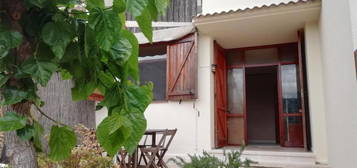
[279, 64, 304, 147]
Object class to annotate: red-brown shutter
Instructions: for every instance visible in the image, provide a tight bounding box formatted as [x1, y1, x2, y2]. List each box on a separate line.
[166, 33, 197, 100]
[214, 42, 228, 147]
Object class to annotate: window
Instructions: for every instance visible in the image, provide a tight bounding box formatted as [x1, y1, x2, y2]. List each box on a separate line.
[139, 55, 167, 101]
[139, 44, 167, 101]
[138, 33, 197, 101]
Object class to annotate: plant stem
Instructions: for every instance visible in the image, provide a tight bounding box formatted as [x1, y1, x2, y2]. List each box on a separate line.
[33, 103, 67, 127]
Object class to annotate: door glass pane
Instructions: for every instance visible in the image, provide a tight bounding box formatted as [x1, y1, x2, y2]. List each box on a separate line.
[245, 48, 279, 65]
[228, 69, 244, 114]
[279, 44, 298, 62]
[281, 64, 300, 114]
[284, 116, 303, 146]
[227, 117, 245, 145]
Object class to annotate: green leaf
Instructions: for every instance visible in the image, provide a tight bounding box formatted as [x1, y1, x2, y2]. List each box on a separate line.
[113, 0, 126, 13]
[0, 112, 27, 131]
[109, 37, 132, 63]
[25, 0, 48, 8]
[121, 30, 139, 81]
[122, 112, 147, 153]
[41, 22, 74, 59]
[86, 0, 105, 10]
[135, 8, 153, 42]
[61, 42, 80, 63]
[21, 59, 57, 86]
[0, 30, 22, 59]
[98, 71, 115, 88]
[126, 0, 149, 17]
[71, 80, 96, 101]
[33, 121, 44, 152]
[101, 85, 123, 108]
[88, 9, 121, 51]
[154, 0, 169, 15]
[125, 82, 153, 113]
[96, 112, 131, 156]
[0, 73, 9, 87]
[1, 88, 28, 105]
[16, 124, 35, 141]
[49, 126, 77, 161]
[60, 69, 73, 80]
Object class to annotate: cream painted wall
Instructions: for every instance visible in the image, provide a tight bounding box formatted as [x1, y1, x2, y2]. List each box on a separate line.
[202, 0, 299, 14]
[304, 21, 328, 164]
[319, 0, 357, 167]
[145, 34, 215, 156]
[95, 35, 215, 156]
[349, 0, 357, 49]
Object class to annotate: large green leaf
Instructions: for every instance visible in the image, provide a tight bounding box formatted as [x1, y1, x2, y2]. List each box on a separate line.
[122, 112, 147, 153]
[121, 30, 139, 81]
[135, 8, 153, 42]
[16, 124, 35, 141]
[101, 85, 123, 108]
[96, 111, 132, 156]
[125, 82, 153, 113]
[113, 0, 126, 13]
[33, 121, 44, 152]
[154, 0, 169, 15]
[1, 88, 29, 105]
[0, 112, 27, 131]
[126, 0, 149, 17]
[0, 30, 22, 59]
[86, 0, 105, 10]
[41, 22, 74, 59]
[0, 73, 9, 88]
[21, 59, 57, 86]
[71, 80, 96, 101]
[48, 126, 77, 161]
[109, 37, 132, 63]
[88, 8, 121, 51]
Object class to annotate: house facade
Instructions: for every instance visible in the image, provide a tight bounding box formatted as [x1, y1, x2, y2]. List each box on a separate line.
[97, 0, 357, 167]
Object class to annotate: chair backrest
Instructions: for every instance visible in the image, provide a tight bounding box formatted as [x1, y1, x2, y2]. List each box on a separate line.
[157, 129, 177, 150]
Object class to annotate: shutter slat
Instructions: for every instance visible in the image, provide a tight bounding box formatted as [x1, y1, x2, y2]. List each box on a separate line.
[166, 34, 197, 100]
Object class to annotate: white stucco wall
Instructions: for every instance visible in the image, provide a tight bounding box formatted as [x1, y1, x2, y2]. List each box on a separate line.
[95, 35, 215, 156]
[202, 0, 300, 14]
[144, 34, 215, 156]
[319, 0, 357, 167]
[349, 0, 357, 49]
[304, 21, 328, 164]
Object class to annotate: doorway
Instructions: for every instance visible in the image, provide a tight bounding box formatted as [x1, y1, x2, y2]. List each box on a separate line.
[246, 66, 279, 145]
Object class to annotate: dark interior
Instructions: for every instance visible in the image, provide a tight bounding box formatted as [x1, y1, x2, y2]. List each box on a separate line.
[246, 66, 279, 145]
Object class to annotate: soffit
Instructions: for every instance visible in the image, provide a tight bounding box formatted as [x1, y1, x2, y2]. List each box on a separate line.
[193, 0, 321, 48]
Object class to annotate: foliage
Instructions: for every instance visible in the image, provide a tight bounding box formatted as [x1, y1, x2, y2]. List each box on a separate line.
[37, 124, 119, 168]
[0, 0, 168, 162]
[170, 147, 255, 168]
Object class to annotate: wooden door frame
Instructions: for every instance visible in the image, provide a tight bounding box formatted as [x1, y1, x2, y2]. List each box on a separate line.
[215, 40, 309, 148]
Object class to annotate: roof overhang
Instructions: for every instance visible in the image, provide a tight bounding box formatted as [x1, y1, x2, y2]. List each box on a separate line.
[135, 25, 195, 45]
[193, 0, 321, 49]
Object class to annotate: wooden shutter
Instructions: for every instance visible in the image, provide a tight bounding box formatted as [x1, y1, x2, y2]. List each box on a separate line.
[214, 42, 228, 147]
[166, 33, 197, 100]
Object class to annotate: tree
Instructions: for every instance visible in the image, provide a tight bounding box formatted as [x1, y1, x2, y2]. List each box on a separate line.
[0, 0, 168, 167]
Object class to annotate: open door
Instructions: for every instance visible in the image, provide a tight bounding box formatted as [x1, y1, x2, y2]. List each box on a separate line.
[214, 42, 228, 147]
[277, 31, 308, 148]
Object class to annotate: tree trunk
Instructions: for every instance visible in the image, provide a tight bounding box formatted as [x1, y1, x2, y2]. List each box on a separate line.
[34, 73, 95, 151]
[2, 103, 38, 168]
[0, 0, 38, 167]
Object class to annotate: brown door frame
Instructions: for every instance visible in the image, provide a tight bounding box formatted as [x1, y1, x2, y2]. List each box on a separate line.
[216, 40, 308, 148]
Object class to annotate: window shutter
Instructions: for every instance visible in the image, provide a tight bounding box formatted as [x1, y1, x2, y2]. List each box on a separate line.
[166, 33, 197, 100]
